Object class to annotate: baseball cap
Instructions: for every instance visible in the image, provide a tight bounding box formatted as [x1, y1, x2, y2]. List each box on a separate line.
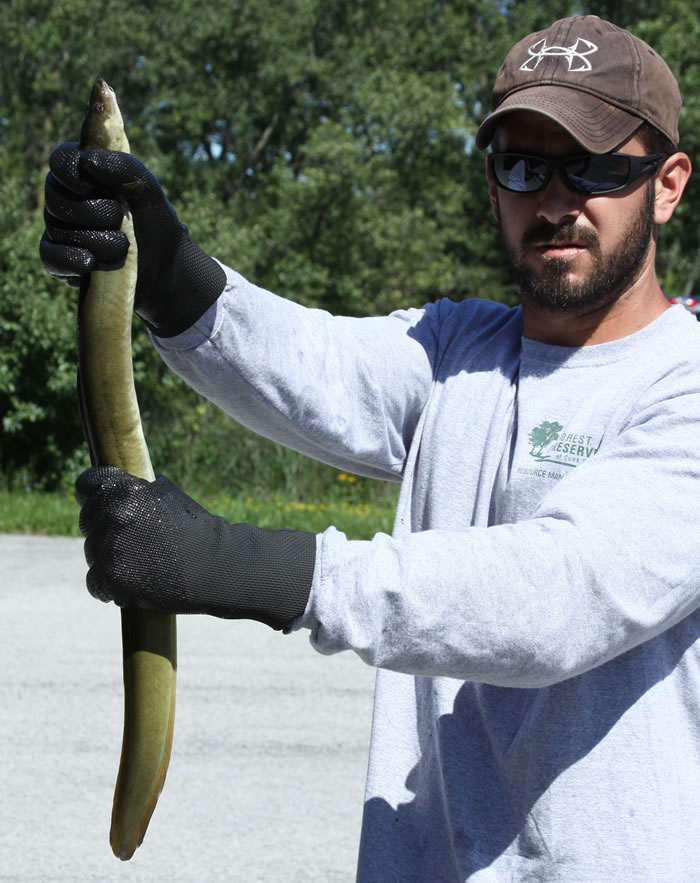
[475, 15, 681, 153]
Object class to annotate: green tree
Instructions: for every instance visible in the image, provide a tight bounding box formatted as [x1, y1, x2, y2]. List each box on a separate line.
[1, 0, 698, 491]
[528, 421, 563, 457]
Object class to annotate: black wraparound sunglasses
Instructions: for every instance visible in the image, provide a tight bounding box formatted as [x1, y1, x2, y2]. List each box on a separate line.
[488, 151, 668, 195]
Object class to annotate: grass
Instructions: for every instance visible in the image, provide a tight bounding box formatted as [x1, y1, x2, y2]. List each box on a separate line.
[0, 491, 83, 536]
[0, 488, 398, 539]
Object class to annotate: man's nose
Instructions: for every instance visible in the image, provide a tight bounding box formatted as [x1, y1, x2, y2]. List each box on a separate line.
[535, 171, 585, 226]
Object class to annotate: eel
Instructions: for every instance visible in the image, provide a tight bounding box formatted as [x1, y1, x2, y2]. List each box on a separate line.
[77, 78, 177, 860]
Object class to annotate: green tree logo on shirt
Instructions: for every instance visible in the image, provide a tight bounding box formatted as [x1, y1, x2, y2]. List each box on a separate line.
[528, 421, 563, 457]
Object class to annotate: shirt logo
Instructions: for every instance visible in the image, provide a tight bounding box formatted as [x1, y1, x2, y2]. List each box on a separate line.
[527, 420, 602, 468]
[520, 37, 599, 73]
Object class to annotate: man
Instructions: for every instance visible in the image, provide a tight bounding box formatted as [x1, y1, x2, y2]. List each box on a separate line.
[40, 15, 699, 881]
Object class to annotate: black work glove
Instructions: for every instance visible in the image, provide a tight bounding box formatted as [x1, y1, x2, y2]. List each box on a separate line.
[40, 142, 226, 337]
[75, 466, 316, 631]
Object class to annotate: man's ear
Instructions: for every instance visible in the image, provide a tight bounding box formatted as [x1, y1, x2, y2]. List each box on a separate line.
[654, 152, 692, 224]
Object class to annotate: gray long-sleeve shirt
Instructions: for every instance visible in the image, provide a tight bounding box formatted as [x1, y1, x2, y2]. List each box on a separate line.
[155, 265, 700, 881]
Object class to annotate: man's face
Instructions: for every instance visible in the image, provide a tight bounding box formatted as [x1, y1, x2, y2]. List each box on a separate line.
[489, 114, 657, 317]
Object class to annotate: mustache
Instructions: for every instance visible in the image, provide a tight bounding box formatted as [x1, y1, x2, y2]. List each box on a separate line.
[521, 222, 600, 249]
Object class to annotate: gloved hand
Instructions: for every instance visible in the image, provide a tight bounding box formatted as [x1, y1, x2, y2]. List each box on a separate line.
[75, 466, 316, 630]
[40, 142, 226, 337]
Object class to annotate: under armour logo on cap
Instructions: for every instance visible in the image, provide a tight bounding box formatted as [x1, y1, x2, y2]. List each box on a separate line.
[520, 38, 598, 73]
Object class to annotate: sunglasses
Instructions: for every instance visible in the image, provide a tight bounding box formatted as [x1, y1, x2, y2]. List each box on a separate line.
[488, 151, 668, 195]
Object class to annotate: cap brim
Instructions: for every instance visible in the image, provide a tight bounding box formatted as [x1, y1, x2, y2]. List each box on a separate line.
[475, 85, 642, 153]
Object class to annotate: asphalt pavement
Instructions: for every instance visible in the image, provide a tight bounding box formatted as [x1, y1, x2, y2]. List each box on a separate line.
[1, 535, 375, 882]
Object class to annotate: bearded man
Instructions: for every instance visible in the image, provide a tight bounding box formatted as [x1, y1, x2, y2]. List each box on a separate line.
[41, 15, 698, 881]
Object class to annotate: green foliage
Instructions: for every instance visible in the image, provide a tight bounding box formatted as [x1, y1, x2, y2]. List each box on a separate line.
[0, 489, 82, 535]
[0, 488, 398, 538]
[0, 211, 86, 487]
[1, 0, 699, 494]
[628, 0, 700, 294]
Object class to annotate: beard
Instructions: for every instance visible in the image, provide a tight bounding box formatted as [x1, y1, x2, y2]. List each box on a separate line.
[499, 181, 656, 316]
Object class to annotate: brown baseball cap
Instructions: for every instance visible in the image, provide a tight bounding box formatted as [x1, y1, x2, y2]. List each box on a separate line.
[476, 15, 681, 153]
